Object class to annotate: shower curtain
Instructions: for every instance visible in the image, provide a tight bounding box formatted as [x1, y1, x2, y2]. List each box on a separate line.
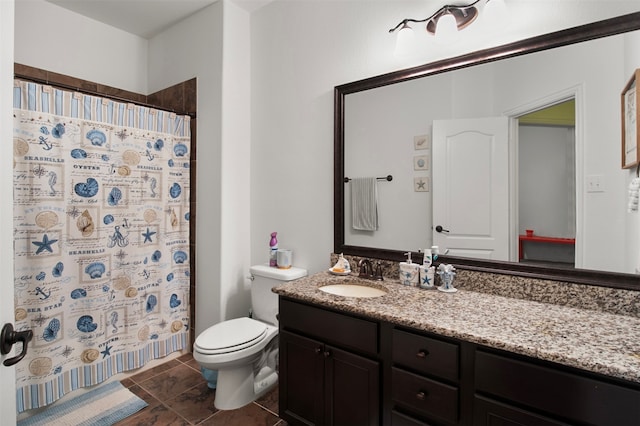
[12, 80, 191, 412]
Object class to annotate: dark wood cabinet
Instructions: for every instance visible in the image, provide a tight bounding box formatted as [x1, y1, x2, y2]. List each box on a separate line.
[278, 296, 640, 426]
[279, 299, 380, 425]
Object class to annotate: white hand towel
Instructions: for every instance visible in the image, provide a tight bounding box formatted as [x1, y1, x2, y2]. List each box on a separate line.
[351, 177, 378, 231]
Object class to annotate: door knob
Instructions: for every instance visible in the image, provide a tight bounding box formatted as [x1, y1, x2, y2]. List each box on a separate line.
[435, 225, 450, 233]
[1, 323, 33, 367]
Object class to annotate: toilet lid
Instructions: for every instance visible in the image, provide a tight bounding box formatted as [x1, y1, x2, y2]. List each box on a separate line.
[194, 317, 268, 355]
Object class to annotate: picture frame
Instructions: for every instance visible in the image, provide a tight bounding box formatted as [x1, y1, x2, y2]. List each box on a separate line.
[622, 69, 640, 169]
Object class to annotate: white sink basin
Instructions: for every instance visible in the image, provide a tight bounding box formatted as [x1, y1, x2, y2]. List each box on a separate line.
[319, 282, 387, 298]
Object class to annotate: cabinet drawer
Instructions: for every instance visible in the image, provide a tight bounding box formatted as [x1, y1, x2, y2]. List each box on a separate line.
[476, 350, 640, 425]
[393, 328, 459, 382]
[474, 395, 570, 426]
[391, 410, 429, 426]
[279, 298, 378, 355]
[392, 367, 459, 424]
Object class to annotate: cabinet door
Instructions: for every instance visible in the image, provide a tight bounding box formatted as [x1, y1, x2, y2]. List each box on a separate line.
[280, 330, 326, 425]
[325, 345, 380, 426]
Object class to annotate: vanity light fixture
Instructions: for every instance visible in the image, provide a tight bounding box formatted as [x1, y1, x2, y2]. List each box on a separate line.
[389, 0, 503, 39]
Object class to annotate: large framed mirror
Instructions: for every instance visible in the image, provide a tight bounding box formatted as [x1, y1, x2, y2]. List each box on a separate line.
[334, 12, 640, 290]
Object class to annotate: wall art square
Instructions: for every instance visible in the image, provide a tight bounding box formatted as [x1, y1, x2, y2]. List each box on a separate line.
[414, 154, 429, 171]
[414, 177, 429, 192]
[414, 134, 430, 150]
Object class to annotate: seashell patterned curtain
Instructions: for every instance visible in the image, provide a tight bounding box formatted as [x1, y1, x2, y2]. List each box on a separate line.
[12, 80, 191, 412]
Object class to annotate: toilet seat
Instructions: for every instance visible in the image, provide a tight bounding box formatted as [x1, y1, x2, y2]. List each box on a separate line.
[194, 317, 268, 355]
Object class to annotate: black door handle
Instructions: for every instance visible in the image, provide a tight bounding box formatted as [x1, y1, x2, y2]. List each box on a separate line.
[435, 225, 450, 233]
[1, 323, 33, 367]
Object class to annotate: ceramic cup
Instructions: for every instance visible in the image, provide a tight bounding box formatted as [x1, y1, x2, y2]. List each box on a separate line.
[277, 249, 292, 269]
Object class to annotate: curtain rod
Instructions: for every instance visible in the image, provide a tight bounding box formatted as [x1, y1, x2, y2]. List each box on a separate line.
[14, 74, 195, 118]
[344, 175, 393, 183]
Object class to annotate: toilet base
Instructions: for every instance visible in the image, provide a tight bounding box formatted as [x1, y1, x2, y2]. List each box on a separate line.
[214, 365, 278, 410]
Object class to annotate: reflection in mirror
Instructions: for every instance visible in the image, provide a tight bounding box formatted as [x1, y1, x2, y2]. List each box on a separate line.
[335, 12, 640, 290]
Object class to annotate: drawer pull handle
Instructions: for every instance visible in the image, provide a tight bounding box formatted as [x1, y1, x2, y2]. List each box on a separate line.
[315, 347, 322, 355]
[416, 391, 428, 400]
[323, 350, 331, 358]
[416, 349, 429, 358]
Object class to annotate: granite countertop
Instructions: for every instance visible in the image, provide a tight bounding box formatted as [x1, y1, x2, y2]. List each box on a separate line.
[273, 271, 640, 384]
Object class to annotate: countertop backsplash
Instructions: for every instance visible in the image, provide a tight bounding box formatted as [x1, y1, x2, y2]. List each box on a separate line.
[331, 253, 640, 318]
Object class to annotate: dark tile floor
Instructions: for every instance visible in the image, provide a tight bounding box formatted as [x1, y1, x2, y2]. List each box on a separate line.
[114, 353, 285, 426]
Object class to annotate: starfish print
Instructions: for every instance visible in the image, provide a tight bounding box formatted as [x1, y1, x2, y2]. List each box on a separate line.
[61, 346, 73, 357]
[100, 344, 112, 359]
[32, 234, 58, 254]
[416, 179, 426, 190]
[142, 227, 156, 243]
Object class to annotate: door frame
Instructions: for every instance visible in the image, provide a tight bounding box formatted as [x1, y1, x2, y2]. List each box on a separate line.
[502, 85, 584, 267]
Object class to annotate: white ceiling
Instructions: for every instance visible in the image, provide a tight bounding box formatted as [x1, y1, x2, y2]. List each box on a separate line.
[46, 0, 272, 39]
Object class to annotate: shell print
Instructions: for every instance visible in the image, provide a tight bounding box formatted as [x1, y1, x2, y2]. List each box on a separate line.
[76, 315, 98, 333]
[145, 295, 158, 313]
[103, 214, 114, 225]
[117, 165, 131, 176]
[143, 209, 157, 224]
[166, 273, 174, 282]
[173, 143, 188, 157]
[36, 272, 46, 281]
[14, 137, 30, 156]
[170, 321, 183, 333]
[154, 139, 164, 151]
[43, 318, 61, 342]
[108, 187, 122, 206]
[169, 294, 181, 308]
[86, 129, 106, 146]
[51, 123, 65, 138]
[35, 211, 59, 230]
[169, 183, 181, 199]
[84, 262, 105, 279]
[170, 208, 178, 228]
[70, 288, 87, 299]
[74, 178, 99, 198]
[122, 150, 140, 166]
[76, 210, 95, 237]
[71, 148, 87, 159]
[52, 262, 64, 277]
[81, 349, 99, 363]
[173, 251, 187, 264]
[151, 250, 162, 262]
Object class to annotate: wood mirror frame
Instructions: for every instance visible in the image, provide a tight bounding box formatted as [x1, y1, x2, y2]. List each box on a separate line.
[334, 12, 640, 291]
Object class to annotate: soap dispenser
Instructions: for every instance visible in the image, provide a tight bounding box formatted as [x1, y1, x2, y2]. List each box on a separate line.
[399, 252, 419, 286]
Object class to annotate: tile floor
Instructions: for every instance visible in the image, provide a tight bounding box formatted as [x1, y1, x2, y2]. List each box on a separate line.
[114, 353, 286, 426]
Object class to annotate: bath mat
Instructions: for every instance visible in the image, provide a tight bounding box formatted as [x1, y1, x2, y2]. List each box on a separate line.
[18, 381, 147, 426]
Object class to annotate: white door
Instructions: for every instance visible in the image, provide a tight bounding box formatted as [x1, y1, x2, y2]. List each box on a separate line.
[1, 1, 17, 424]
[432, 117, 510, 261]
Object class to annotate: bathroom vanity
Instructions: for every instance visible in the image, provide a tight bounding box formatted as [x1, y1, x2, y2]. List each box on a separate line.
[274, 271, 640, 425]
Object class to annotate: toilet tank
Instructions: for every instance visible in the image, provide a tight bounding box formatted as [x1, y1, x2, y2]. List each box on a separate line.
[250, 265, 307, 325]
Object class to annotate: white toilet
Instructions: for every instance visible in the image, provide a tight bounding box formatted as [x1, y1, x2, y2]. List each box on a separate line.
[193, 264, 307, 410]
